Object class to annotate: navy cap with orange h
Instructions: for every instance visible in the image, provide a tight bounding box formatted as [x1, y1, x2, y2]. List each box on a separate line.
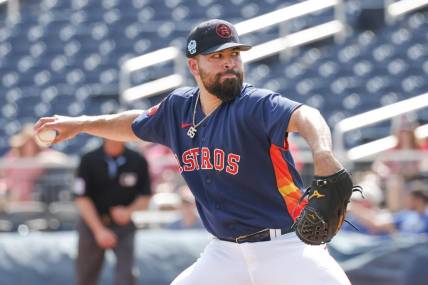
[186, 19, 252, 58]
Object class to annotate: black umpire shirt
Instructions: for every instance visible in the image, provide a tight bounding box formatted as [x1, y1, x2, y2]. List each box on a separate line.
[74, 146, 151, 216]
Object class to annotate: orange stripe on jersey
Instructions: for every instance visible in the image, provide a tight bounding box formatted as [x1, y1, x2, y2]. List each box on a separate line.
[270, 144, 306, 221]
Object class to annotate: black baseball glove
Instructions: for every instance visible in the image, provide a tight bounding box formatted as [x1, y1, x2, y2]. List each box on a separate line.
[293, 169, 362, 245]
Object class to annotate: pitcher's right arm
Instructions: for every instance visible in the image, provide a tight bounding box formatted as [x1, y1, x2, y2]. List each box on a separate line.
[34, 110, 143, 144]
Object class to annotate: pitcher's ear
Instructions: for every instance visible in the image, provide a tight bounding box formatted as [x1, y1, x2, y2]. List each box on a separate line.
[188, 58, 200, 77]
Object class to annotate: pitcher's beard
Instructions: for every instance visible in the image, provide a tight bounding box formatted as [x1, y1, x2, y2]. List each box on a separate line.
[201, 70, 243, 102]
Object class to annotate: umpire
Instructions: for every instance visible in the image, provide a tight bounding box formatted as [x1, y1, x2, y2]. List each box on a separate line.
[73, 138, 152, 285]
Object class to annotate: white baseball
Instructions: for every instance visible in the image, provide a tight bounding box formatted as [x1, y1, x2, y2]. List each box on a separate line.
[35, 129, 57, 147]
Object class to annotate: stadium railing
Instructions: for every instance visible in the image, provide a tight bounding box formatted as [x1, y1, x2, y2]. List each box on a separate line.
[385, 0, 428, 24]
[0, 0, 20, 24]
[119, 0, 346, 103]
[333, 91, 428, 162]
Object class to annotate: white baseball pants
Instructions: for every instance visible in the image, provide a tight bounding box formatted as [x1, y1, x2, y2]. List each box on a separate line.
[171, 232, 351, 285]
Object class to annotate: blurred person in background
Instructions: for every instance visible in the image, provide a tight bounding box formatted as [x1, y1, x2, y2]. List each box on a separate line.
[0, 124, 44, 201]
[288, 138, 304, 173]
[372, 113, 426, 211]
[73, 138, 152, 285]
[166, 185, 204, 230]
[343, 171, 390, 235]
[419, 136, 428, 151]
[393, 185, 428, 234]
[419, 136, 428, 176]
[0, 123, 68, 202]
[347, 183, 428, 235]
[138, 141, 181, 190]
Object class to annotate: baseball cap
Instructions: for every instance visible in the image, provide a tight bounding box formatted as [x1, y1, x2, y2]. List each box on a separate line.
[186, 19, 252, 58]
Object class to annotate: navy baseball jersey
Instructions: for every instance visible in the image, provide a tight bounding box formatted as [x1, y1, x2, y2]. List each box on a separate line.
[132, 83, 305, 239]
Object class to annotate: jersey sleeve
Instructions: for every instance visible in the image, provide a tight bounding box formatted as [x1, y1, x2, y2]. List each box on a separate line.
[131, 96, 171, 147]
[256, 93, 302, 147]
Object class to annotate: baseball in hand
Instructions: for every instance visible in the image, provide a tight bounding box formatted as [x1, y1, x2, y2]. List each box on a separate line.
[35, 129, 57, 147]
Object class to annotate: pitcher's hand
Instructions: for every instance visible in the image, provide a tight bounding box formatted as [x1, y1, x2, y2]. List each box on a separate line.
[34, 115, 85, 144]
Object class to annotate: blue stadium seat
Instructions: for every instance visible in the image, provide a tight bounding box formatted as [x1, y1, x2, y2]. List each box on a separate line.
[0, 0, 427, 152]
[407, 43, 426, 61]
[400, 75, 426, 95]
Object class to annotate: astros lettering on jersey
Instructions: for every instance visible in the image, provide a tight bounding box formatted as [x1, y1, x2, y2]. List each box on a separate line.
[175, 148, 240, 175]
[132, 83, 306, 240]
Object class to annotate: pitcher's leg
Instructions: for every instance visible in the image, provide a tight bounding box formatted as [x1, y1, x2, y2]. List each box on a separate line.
[246, 233, 350, 285]
[171, 239, 253, 285]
